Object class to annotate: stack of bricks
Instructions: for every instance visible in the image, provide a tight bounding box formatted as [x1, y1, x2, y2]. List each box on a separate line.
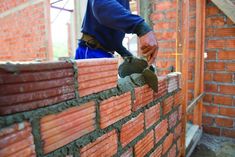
[150, 0, 177, 75]
[0, 58, 182, 157]
[202, 0, 235, 138]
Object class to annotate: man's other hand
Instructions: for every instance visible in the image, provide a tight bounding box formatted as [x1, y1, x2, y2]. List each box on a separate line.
[139, 31, 158, 65]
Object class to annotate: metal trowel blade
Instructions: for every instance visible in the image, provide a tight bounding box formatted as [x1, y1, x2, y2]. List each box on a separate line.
[142, 68, 158, 92]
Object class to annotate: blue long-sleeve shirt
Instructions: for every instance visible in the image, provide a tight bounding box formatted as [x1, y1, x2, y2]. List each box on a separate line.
[81, 0, 151, 57]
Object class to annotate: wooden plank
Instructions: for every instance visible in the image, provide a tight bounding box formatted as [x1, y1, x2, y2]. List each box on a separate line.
[176, 0, 182, 72]
[211, 0, 235, 23]
[181, 0, 190, 156]
[187, 93, 205, 113]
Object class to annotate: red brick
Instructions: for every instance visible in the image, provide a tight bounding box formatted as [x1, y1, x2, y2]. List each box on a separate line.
[80, 130, 118, 157]
[169, 111, 178, 129]
[206, 51, 216, 60]
[120, 114, 144, 147]
[177, 138, 181, 155]
[163, 133, 174, 155]
[203, 126, 220, 136]
[178, 106, 182, 120]
[174, 123, 182, 140]
[154, 22, 176, 30]
[166, 11, 177, 20]
[133, 85, 154, 111]
[221, 129, 235, 138]
[227, 63, 235, 72]
[220, 107, 235, 117]
[145, 104, 160, 129]
[207, 40, 225, 49]
[214, 95, 233, 106]
[226, 40, 235, 48]
[151, 13, 165, 21]
[218, 51, 235, 60]
[203, 105, 219, 115]
[155, 32, 177, 40]
[154, 76, 167, 99]
[215, 118, 233, 128]
[174, 91, 183, 107]
[206, 16, 225, 26]
[205, 83, 218, 92]
[206, 6, 220, 16]
[202, 116, 213, 125]
[76, 58, 118, 97]
[155, 120, 168, 143]
[40, 101, 96, 154]
[167, 144, 176, 157]
[219, 85, 235, 95]
[204, 72, 213, 81]
[150, 145, 162, 157]
[134, 131, 154, 157]
[213, 73, 232, 82]
[163, 96, 174, 115]
[0, 122, 36, 157]
[100, 92, 131, 129]
[203, 94, 213, 103]
[206, 62, 225, 71]
[155, 1, 176, 11]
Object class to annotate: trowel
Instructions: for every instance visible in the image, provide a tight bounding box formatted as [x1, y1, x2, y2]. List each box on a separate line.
[118, 56, 158, 92]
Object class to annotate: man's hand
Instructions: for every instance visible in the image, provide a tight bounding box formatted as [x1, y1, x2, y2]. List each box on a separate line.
[139, 31, 158, 65]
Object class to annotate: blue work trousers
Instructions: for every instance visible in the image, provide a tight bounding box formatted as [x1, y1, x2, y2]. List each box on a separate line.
[75, 42, 113, 59]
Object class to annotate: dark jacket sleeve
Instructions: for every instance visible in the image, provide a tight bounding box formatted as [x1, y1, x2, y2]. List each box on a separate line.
[91, 0, 151, 36]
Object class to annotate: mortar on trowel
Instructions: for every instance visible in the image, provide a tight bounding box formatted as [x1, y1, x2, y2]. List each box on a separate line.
[118, 56, 158, 92]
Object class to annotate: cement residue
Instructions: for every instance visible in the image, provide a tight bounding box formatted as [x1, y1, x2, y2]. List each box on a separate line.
[191, 133, 235, 157]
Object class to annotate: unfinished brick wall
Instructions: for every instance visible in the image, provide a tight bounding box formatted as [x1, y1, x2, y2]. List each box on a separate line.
[150, 0, 177, 75]
[0, 0, 52, 61]
[202, 0, 235, 138]
[0, 58, 182, 157]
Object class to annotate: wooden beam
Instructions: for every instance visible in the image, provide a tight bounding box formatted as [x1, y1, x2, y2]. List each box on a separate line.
[187, 93, 205, 113]
[181, 0, 190, 156]
[176, 0, 182, 72]
[211, 0, 235, 23]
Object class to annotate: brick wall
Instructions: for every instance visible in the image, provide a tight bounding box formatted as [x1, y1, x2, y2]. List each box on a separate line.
[202, 0, 235, 138]
[150, 0, 177, 75]
[0, 0, 52, 61]
[0, 58, 182, 157]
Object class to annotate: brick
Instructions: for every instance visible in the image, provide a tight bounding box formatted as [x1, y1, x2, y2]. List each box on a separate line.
[202, 116, 213, 125]
[203, 126, 220, 136]
[151, 13, 165, 21]
[214, 95, 233, 106]
[178, 106, 182, 120]
[203, 105, 219, 115]
[133, 85, 154, 111]
[163, 133, 174, 155]
[154, 22, 176, 30]
[206, 16, 225, 26]
[205, 51, 216, 60]
[100, 92, 131, 129]
[169, 111, 178, 129]
[174, 123, 182, 140]
[207, 40, 225, 49]
[226, 39, 235, 48]
[76, 58, 118, 97]
[163, 96, 174, 115]
[150, 146, 162, 157]
[120, 148, 133, 157]
[167, 144, 176, 157]
[0, 122, 36, 157]
[218, 51, 235, 60]
[206, 62, 225, 71]
[221, 129, 235, 138]
[80, 130, 118, 157]
[40, 101, 96, 154]
[206, 6, 220, 16]
[177, 138, 181, 155]
[227, 63, 235, 72]
[219, 85, 235, 95]
[168, 75, 178, 93]
[155, 32, 177, 40]
[205, 83, 217, 92]
[220, 107, 235, 117]
[203, 94, 213, 103]
[120, 114, 144, 147]
[215, 118, 233, 128]
[154, 76, 167, 99]
[154, 1, 176, 11]
[155, 120, 168, 143]
[174, 91, 183, 107]
[213, 73, 232, 82]
[145, 104, 160, 129]
[204, 72, 213, 81]
[166, 11, 177, 19]
[134, 131, 154, 157]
